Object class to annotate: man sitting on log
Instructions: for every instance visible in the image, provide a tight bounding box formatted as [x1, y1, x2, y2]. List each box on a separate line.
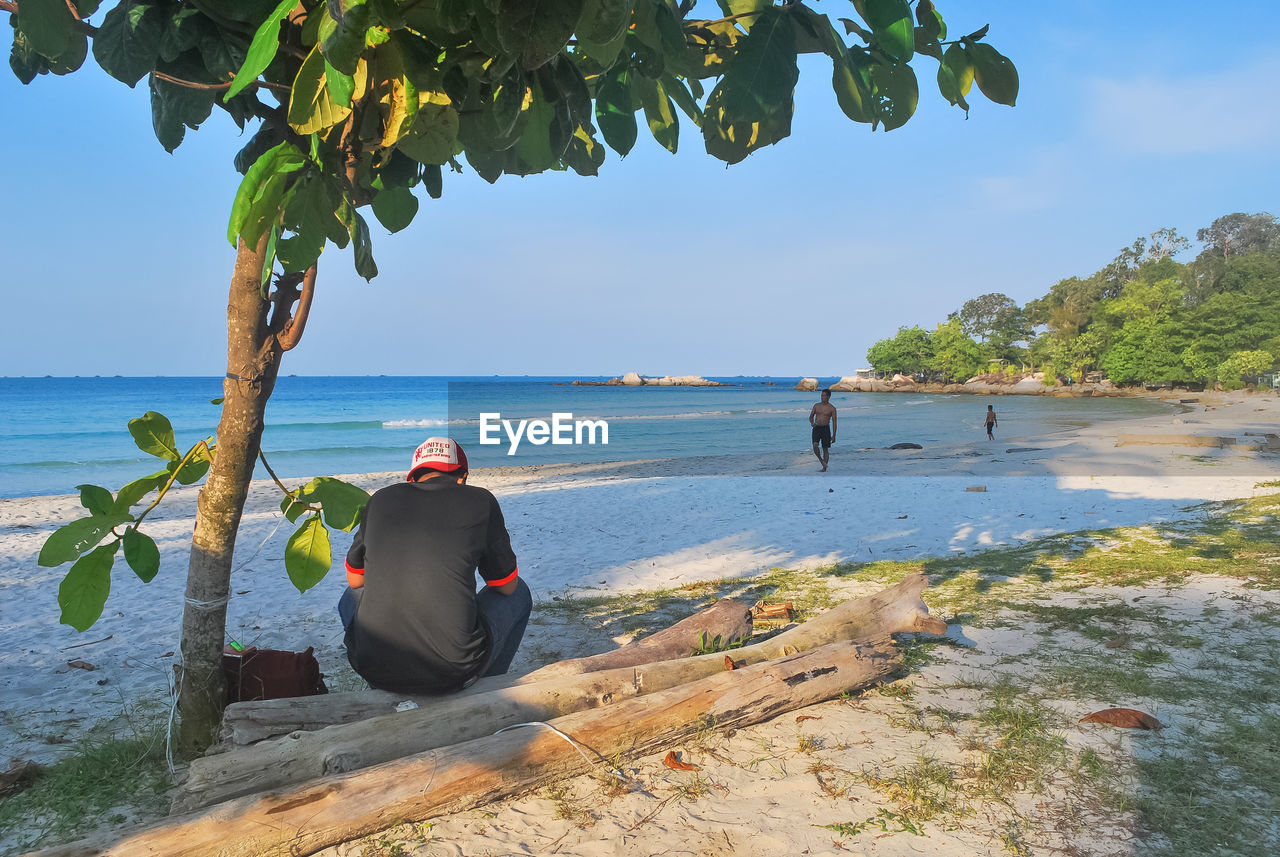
[338, 437, 532, 693]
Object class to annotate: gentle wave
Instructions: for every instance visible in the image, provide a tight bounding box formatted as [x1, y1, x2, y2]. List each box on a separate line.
[381, 418, 456, 428]
[266, 420, 386, 432]
[2, 456, 154, 471]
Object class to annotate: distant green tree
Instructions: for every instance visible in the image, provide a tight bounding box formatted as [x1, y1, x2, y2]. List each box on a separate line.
[866, 325, 934, 375]
[1217, 350, 1276, 389]
[928, 318, 986, 381]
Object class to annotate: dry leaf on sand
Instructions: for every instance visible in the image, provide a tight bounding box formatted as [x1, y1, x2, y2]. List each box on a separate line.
[1079, 708, 1164, 730]
[663, 751, 700, 771]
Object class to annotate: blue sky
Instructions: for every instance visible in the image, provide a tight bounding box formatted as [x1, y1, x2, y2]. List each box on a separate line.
[3, 1, 1279, 377]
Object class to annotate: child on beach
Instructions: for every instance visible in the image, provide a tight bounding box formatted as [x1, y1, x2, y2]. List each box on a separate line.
[985, 405, 998, 439]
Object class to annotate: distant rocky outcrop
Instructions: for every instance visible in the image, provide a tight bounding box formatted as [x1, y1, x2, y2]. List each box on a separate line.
[795, 378, 819, 392]
[830, 376, 894, 393]
[576, 372, 727, 387]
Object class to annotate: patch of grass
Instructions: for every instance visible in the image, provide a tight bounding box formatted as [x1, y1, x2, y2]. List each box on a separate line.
[877, 681, 916, 701]
[544, 782, 592, 824]
[975, 682, 1067, 795]
[818, 807, 925, 838]
[1136, 712, 1280, 856]
[0, 722, 171, 851]
[669, 771, 715, 800]
[856, 754, 962, 825]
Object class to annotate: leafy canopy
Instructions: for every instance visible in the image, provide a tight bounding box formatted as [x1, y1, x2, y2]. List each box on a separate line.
[9, 0, 1017, 284]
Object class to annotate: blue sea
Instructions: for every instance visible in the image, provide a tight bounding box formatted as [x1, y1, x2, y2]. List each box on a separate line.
[0, 376, 1172, 498]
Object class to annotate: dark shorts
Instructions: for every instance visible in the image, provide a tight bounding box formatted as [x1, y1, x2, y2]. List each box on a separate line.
[812, 425, 832, 447]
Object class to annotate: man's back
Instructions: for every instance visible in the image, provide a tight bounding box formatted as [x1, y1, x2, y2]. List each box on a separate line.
[345, 479, 517, 693]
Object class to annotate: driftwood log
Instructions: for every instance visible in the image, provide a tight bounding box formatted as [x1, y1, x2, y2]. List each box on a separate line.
[29, 639, 899, 857]
[221, 575, 943, 745]
[176, 575, 946, 810]
[219, 596, 754, 746]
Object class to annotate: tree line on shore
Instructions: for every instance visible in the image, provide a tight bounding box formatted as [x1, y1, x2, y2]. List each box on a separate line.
[866, 212, 1280, 389]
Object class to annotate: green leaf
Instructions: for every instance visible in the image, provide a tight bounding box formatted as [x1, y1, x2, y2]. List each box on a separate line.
[326, 58, 356, 107]
[915, 0, 945, 41]
[278, 171, 343, 270]
[122, 527, 161, 583]
[169, 446, 211, 485]
[868, 59, 917, 131]
[702, 82, 793, 164]
[321, 0, 372, 75]
[92, 0, 165, 87]
[289, 45, 352, 135]
[714, 0, 768, 28]
[76, 484, 115, 517]
[280, 494, 309, 523]
[294, 476, 370, 532]
[371, 185, 419, 233]
[685, 19, 742, 79]
[701, 7, 797, 163]
[497, 0, 584, 70]
[939, 43, 973, 101]
[397, 96, 460, 165]
[634, 75, 678, 153]
[10, 30, 51, 84]
[285, 515, 331, 593]
[563, 124, 606, 176]
[969, 42, 1017, 106]
[223, 0, 296, 101]
[576, 23, 628, 68]
[663, 74, 702, 126]
[40, 514, 131, 568]
[149, 74, 216, 153]
[577, 0, 631, 44]
[515, 81, 562, 171]
[18, 0, 76, 60]
[227, 141, 306, 248]
[128, 411, 179, 460]
[351, 211, 379, 280]
[424, 163, 443, 198]
[59, 543, 117, 632]
[211, 396, 224, 405]
[852, 0, 913, 62]
[595, 65, 638, 157]
[718, 6, 798, 116]
[832, 49, 874, 124]
[112, 470, 170, 514]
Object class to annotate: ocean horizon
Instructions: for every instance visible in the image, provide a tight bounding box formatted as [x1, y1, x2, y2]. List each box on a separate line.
[0, 376, 1171, 498]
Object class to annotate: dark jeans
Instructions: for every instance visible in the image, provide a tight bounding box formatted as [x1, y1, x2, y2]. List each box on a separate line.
[338, 577, 532, 679]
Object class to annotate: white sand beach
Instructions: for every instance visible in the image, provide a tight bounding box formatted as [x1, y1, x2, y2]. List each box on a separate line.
[2, 393, 1278, 855]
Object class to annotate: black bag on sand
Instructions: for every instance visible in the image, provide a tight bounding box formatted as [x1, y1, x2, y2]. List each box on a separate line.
[222, 646, 328, 703]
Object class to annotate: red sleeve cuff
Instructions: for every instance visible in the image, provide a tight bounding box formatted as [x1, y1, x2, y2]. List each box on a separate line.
[486, 567, 518, 588]
[345, 558, 364, 576]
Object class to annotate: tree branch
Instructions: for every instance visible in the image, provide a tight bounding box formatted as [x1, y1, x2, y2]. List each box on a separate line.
[276, 263, 316, 352]
[152, 71, 291, 95]
[0, 0, 17, 14]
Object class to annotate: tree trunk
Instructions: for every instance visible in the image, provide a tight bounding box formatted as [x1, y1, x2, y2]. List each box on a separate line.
[216, 573, 944, 745]
[177, 238, 282, 755]
[33, 640, 898, 857]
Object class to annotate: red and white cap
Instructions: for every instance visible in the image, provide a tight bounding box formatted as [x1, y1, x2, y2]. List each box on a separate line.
[407, 437, 468, 479]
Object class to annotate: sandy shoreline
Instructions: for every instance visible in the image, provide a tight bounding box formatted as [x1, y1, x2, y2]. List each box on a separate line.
[2, 394, 1279, 853]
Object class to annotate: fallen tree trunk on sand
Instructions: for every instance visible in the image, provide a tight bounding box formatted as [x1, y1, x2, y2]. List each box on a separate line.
[219, 596, 754, 747]
[220, 575, 944, 746]
[31, 639, 898, 857]
[178, 576, 945, 809]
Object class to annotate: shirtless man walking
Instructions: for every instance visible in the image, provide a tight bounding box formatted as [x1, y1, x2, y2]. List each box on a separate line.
[809, 388, 837, 471]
